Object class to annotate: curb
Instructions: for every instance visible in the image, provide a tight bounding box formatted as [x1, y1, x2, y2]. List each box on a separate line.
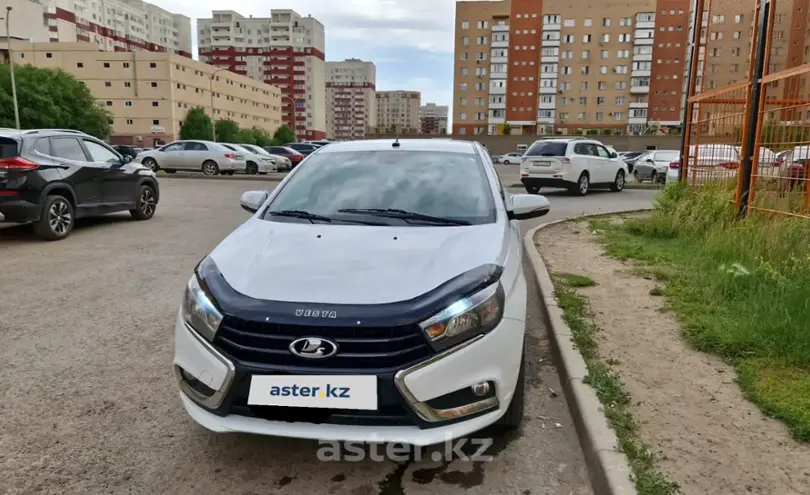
[157, 173, 286, 182]
[523, 212, 654, 495]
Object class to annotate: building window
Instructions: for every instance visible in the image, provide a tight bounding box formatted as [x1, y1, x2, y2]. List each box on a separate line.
[76, 62, 84, 68]
[461, 68, 469, 76]
[46, 52, 52, 59]
[105, 101, 112, 106]
[153, 120, 160, 125]
[564, 19, 575, 27]
[735, 14, 743, 23]
[103, 62, 110, 68]
[477, 20, 488, 29]
[584, 17, 592, 27]
[105, 81, 112, 87]
[596, 112, 604, 121]
[583, 34, 592, 43]
[123, 62, 130, 68]
[615, 96, 624, 104]
[125, 101, 132, 107]
[124, 82, 131, 88]
[150, 62, 157, 68]
[602, 18, 611, 27]
[152, 102, 159, 107]
[126, 119, 133, 125]
[614, 112, 624, 121]
[461, 21, 469, 29]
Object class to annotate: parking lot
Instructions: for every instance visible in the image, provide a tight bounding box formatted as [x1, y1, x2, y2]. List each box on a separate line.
[0, 176, 656, 495]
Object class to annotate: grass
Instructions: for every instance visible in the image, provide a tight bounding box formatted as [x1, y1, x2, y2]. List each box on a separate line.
[589, 181, 810, 442]
[553, 274, 679, 495]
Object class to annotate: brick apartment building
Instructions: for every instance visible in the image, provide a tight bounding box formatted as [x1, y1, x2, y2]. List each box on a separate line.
[420, 103, 449, 135]
[375, 90, 421, 134]
[196, 9, 326, 140]
[325, 58, 376, 140]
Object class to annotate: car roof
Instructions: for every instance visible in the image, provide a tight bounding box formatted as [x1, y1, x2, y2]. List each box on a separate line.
[0, 128, 92, 139]
[317, 139, 477, 155]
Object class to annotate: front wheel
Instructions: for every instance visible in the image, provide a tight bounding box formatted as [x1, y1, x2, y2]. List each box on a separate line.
[202, 161, 219, 176]
[34, 194, 75, 241]
[130, 184, 157, 220]
[246, 162, 259, 175]
[610, 170, 626, 192]
[142, 158, 159, 172]
[571, 173, 589, 196]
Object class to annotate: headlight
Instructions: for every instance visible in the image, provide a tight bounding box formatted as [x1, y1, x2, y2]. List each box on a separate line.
[182, 274, 223, 341]
[419, 282, 505, 350]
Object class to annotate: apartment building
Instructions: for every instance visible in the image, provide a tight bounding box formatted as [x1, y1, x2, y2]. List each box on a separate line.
[197, 9, 327, 140]
[376, 91, 421, 134]
[36, 0, 192, 56]
[452, 0, 691, 136]
[1, 41, 283, 147]
[419, 103, 449, 135]
[325, 58, 376, 140]
[2, 0, 51, 42]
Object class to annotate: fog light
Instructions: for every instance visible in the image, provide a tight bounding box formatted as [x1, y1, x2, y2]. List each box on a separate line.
[471, 381, 490, 397]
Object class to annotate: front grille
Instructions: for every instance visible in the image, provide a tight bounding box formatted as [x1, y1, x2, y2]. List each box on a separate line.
[214, 316, 434, 370]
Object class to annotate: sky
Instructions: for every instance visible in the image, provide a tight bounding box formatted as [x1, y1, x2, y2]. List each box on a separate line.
[159, 0, 459, 119]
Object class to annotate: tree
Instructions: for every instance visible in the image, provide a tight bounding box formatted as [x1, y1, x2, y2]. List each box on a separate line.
[0, 65, 111, 138]
[179, 107, 213, 140]
[271, 124, 296, 145]
[502, 123, 512, 135]
[240, 126, 272, 146]
[214, 119, 240, 143]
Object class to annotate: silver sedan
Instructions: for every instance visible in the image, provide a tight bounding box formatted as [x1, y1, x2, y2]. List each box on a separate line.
[633, 150, 680, 183]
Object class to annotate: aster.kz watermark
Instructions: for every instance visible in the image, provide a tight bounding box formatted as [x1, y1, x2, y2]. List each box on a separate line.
[316, 434, 494, 463]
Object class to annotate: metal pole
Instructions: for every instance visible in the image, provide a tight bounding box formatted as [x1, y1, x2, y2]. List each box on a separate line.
[209, 75, 216, 142]
[678, 0, 704, 180]
[738, 0, 771, 218]
[5, 7, 21, 130]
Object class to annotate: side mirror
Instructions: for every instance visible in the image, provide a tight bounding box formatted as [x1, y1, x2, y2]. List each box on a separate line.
[646, 158, 654, 163]
[240, 190, 269, 213]
[609, 152, 618, 159]
[122, 155, 133, 164]
[507, 194, 550, 220]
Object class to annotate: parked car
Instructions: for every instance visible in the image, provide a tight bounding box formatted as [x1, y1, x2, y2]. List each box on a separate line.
[286, 142, 321, 156]
[306, 140, 331, 147]
[499, 152, 524, 165]
[238, 144, 289, 172]
[172, 138, 551, 445]
[264, 146, 305, 169]
[0, 128, 158, 240]
[633, 150, 681, 183]
[224, 144, 278, 174]
[520, 138, 628, 195]
[618, 151, 645, 174]
[136, 140, 246, 176]
[113, 145, 142, 160]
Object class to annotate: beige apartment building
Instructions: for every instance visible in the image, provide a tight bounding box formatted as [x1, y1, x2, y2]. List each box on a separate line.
[197, 9, 327, 140]
[2, 0, 51, 42]
[325, 58, 377, 140]
[375, 90, 421, 134]
[419, 103, 449, 135]
[453, 0, 692, 136]
[1, 42, 283, 147]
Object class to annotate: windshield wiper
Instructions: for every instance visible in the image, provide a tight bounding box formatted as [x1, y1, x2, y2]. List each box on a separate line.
[269, 210, 333, 223]
[338, 208, 471, 226]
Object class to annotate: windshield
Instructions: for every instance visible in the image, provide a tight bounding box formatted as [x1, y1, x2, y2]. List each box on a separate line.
[264, 150, 497, 225]
[525, 142, 567, 157]
[244, 144, 269, 155]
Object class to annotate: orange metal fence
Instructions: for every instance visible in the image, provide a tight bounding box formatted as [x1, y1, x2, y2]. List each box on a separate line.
[681, 0, 810, 219]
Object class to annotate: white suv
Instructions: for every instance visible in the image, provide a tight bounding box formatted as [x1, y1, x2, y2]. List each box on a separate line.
[520, 138, 628, 195]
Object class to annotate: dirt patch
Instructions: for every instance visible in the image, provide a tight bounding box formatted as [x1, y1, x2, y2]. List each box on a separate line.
[536, 220, 810, 495]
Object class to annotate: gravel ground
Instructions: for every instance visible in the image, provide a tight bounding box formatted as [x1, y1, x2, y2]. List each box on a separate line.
[0, 178, 628, 495]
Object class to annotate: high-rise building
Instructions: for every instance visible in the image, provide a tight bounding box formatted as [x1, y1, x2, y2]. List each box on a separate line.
[419, 103, 449, 135]
[2, 0, 51, 42]
[39, 0, 192, 56]
[375, 90, 421, 134]
[452, 0, 692, 136]
[0, 41, 283, 147]
[197, 9, 327, 140]
[325, 58, 377, 140]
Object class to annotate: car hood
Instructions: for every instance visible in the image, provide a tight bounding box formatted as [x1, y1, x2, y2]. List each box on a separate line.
[208, 218, 507, 305]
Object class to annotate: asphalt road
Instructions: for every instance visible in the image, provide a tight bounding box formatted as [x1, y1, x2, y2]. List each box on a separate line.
[0, 176, 656, 495]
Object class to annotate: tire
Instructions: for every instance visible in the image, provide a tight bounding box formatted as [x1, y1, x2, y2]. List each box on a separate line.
[610, 170, 626, 192]
[497, 348, 525, 428]
[142, 158, 159, 172]
[34, 194, 75, 241]
[503, 159, 511, 165]
[525, 185, 540, 194]
[571, 172, 589, 196]
[633, 169, 640, 182]
[202, 161, 219, 176]
[130, 184, 157, 220]
[246, 162, 259, 175]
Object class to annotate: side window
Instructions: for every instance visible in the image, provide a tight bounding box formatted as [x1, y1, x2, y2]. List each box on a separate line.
[163, 143, 184, 152]
[187, 142, 208, 151]
[51, 137, 88, 162]
[83, 140, 120, 163]
[573, 143, 590, 155]
[595, 145, 610, 158]
[32, 138, 51, 156]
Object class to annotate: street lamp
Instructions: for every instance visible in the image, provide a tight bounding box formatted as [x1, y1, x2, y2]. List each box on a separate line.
[3, 6, 21, 130]
[208, 67, 229, 142]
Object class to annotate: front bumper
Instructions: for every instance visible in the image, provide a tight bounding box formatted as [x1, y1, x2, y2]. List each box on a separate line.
[172, 311, 525, 446]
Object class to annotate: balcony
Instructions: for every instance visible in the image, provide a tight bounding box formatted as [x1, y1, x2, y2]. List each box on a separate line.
[537, 116, 555, 124]
[632, 53, 652, 62]
[492, 24, 510, 32]
[488, 114, 506, 124]
[538, 98, 555, 109]
[630, 85, 650, 94]
[540, 71, 558, 79]
[491, 39, 509, 48]
[541, 55, 559, 63]
[628, 116, 648, 124]
[635, 20, 655, 29]
[489, 101, 506, 110]
[541, 39, 561, 47]
[629, 101, 648, 108]
[490, 71, 508, 79]
[539, 86, 558, 94]
[634, 37, 654, 46]
[542, 22, 561, 31]
[491, 56, 508, 63]
[631, 69, 651, 77]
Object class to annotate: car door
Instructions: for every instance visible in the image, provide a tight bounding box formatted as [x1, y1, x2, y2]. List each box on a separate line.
[49, 136, 104, 211]
[572, 143, 598, 180]
[82, 138, 133, 206]
[594, 144, 615, 183]
[158, 141, 187, 169]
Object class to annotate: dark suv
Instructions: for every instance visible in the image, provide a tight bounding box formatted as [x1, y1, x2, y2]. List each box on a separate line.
[0, 129, 159, 241]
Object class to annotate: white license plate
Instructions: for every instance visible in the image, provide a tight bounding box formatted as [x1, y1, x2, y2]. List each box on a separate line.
[533, 160, 551, 167]
[248, 375, 377, 410]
